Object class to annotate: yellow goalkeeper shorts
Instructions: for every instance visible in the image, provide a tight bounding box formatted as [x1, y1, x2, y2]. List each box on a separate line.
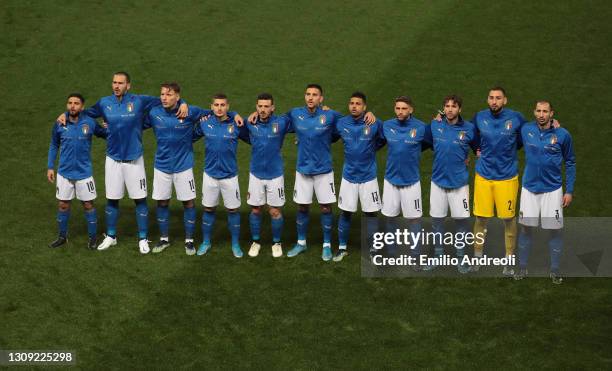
[473, 173, 518, 218]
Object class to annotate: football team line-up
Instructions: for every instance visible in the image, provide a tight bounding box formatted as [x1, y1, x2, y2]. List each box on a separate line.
[47, 72, 576, 284]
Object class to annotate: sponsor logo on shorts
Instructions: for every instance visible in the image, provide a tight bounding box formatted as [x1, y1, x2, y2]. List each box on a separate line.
[505, 120, 512, 130]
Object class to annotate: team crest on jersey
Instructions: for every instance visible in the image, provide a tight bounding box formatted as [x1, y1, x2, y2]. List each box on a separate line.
[82, 124, 90, 135]
[179, 118, 184, 124]
[505, 120, 512, 130]
[363, 126, 371, 136]
[458, 131, 466, 140]
[409, 128, 417, 138]
[127, 102, 134, 112]
[272, 122, 279, 134]
[319, 115, 326, 125]
[550, 135, 557, 145]
[228, 125, 235, 134]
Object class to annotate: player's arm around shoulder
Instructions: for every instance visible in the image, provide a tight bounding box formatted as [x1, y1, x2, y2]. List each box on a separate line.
[560, 127, 576, 206]
[192, 119, 205, 142]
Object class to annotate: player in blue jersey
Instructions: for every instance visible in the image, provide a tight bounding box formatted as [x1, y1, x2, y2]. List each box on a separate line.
[47, 93, 108, 249]
[145, 82, 217, 256]
[243, 93, 292, 258]
[380, 96, 431, 261]
[424, 95, 479, 273]
[193, 93, 249, 258]
[333, 92, 384, 262]
[56, 72, 189, 254]
[470, 87, 526, 274]
[514, 101, 575, 284]
[248, 84, 375, 261]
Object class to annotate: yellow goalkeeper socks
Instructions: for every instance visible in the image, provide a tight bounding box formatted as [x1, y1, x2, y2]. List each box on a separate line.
[504, 218, 517, 257]
[473, 217, 488, 257]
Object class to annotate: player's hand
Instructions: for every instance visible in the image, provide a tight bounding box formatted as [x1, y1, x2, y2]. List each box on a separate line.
[200, 114, 211, 122]
[321, 105, 331, 111]
[464, 157, 470, 166]
[102, 121, 108, 129]
[47, 169, 55, 183]
[248, 111, 258, 124]
[552, 119, 561, 128]
[434, 113, 442, 122]
[234, 114, 244, 127]
[56, 113, 67, 126]
[562, 193, 573, 207]
[177, 103, 189, 119]
[364, 112, 376, 125]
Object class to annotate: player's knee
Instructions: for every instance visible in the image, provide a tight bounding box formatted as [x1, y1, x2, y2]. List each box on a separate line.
[107, 199, 119, 207]
[320, 204, 332, 214]
[58, 201, 71, 211]
[158, 199, 170, 207]
[251, 206, 262, 215]
[183, 199, 194, 208]
[227, 208, 238, 213]
[134, 197, 147, 205]
[298, 204, 309, 213]
[269, 207, 282, 219]
[204, 207, 216, 213]
[363, 211, 377, 218]
[82, 201, 94, 211]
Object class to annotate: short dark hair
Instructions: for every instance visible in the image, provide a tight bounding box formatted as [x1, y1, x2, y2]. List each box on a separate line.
[395, 95, 413, 107]
[67, 93, 85, 104]
[212, 93, 228, 102]
[489, 86, 506, 96]
[113, 71, 131, 83]
[443, 94, 463, 108]
[350, 91, 367, 103]
[257, 92, 274, 104]
[161, 82, 181, 94]
[535, 100, 553, 110]
[305, 83, 323, 95]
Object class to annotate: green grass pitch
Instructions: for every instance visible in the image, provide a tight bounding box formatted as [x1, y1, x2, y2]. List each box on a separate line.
[1, 0, 611, 368]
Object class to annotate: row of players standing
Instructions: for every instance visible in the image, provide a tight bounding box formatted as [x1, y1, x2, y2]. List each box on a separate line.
[47, 72, 576, 281]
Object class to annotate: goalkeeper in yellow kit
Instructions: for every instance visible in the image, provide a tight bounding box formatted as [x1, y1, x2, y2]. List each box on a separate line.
[470, 87, 527, 275]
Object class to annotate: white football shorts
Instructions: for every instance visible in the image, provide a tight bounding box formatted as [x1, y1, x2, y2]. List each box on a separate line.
[429, 181, 470, 218]
[152, 168, 196, 201]
[518, 187, 564, 229]
[201, 172, 241, 209]
[247, 173, 285, 207]
[56, 173, 97, 201]
[105, 156, 147, 200]
[293, 171, 336, 205]
[381, 179, 422, 218]
[338, 177, 381, 213]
